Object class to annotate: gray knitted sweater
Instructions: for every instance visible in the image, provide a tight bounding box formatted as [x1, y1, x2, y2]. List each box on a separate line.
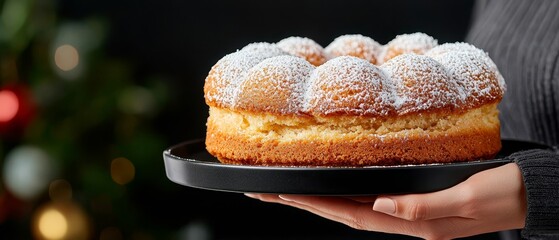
[466, 0, 559, 238]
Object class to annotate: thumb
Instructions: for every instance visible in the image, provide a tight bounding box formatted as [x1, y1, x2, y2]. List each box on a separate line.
[372, 186, 468, 221]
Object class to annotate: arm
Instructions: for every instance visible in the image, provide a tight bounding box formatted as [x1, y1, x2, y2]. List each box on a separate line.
[510, 149, 559, 239]
[246, 149, 559, 239]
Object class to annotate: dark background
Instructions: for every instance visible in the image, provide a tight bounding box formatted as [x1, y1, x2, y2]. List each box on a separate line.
[108, 0, 480, 239]
[1, 0, 504, 239]
[63, 0, 477, 144]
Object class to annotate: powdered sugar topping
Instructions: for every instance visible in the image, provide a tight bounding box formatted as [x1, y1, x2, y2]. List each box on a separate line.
[305, 56, 394, 116]
[277, 37, 326, 66]
[427, 43, 506, 94]
[386, 32, 438, 53]
[241, 42, 287, 57]
[204, 45, 287, 106]
[426, 42, 485, 57]
[235, 55, 314, 114]
[204, 33, 506, 116]
[381, 54, 462, 114]
[431, 51, 502, 105]
[324, 34, 382, 64]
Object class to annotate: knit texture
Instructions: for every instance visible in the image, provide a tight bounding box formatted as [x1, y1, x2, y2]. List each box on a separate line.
[508, 150, 559, 239]
[466, 0, 559, 239]
[467, 0, 559, 146]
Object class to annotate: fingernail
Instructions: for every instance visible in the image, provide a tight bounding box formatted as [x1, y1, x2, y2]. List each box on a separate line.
[373, 197, 396, 214]
[244, 193, 258, 199]
[278, 194, 293, 202]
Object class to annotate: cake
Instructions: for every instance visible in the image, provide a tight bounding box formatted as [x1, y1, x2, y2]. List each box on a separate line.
[203, 32, 506, 167]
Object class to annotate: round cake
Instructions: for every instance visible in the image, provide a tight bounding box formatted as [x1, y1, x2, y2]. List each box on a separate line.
[203, 32, 506, 167]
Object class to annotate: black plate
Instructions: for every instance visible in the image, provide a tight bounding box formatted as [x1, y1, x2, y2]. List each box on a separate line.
[163, 139, 549, 195]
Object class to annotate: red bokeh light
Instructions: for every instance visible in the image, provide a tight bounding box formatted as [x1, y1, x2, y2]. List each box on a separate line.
[0, 90, 20, 122]
[0, 84, 35, 138]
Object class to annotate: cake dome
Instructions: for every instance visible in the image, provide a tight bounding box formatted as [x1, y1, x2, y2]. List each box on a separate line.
[203, 33, 506, 166]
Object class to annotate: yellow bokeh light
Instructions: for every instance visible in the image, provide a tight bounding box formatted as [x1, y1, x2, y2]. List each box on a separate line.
[38, 209, 68, 240]
[32, 202, 90, 240]
[54, 44, 79, 71]
[111, 157, 135, 185]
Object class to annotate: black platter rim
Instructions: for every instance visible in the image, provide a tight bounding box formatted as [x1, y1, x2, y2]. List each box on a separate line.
[163, 139, 549, 195]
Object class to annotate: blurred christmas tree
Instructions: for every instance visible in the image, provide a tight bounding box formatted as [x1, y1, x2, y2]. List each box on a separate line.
[0, 0, 176, 239]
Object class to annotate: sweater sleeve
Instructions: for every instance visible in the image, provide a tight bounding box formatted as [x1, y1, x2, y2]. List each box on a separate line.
[507, 149, 559, 239]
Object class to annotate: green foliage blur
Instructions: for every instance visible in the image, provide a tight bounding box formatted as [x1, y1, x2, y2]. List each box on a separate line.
[1, 0, 178, 239]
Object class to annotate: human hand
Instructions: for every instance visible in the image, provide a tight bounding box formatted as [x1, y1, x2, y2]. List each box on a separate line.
[245, 163, 526, 240]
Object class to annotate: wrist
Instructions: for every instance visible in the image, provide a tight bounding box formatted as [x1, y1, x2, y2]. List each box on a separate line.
[508, 149, 559, 237]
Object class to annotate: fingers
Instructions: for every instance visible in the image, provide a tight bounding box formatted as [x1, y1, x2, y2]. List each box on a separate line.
[244, 193, 476, 239]
[278, 194, 374, 224]
[246, 193, 365, 219]
[244, 193, 281, 203]
[246, 194, 413, 234]
[372, 185, 470, 221]
[372, 171, 485, 221]
[343, 196, 377, 203]
[245, 194, 370, 229]
[275, 195, 396, 232]
[244, 163, 528, 239]
[372, 163, 526, 223]
[276, 196, 370, 229]
[246, 186, 466, 223]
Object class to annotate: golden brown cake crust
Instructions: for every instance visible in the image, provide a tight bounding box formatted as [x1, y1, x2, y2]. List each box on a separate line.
[205, 105, 501, 166]
[206, 123, 501, 167]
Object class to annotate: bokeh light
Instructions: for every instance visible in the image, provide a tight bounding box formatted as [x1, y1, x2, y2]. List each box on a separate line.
[54, 44, 79, 71]
[38, 208, 68, 239]
[178, 221, 213, 240]
[118, 86, 156, 116]
[111, 157, 135, 185]
[3, 145, 56, 200]
[32, 202, 90, 240]
[0, 90, 19, 122]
